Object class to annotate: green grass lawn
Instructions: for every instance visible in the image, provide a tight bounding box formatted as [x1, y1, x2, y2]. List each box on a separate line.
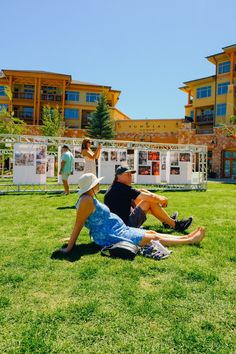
[0, 182, 236, 353]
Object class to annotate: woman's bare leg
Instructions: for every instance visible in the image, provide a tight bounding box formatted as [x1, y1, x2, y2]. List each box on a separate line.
[140, 227, 205, 247]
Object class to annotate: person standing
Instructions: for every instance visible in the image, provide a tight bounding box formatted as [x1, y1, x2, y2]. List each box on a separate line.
[81, 138, 102, 176]
[59, 144, 74, 195]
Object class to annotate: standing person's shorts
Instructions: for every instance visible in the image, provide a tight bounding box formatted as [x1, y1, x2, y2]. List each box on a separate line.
[61, 173, 70, 181]
[127, 206, 147, 228]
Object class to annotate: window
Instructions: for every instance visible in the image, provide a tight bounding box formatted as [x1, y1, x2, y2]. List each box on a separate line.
[204, 109, 214, 117]
[23, 107, 33, 118]
[64, 108, 79, 119]
[217, 82, 230, 95]
[86, 93, 100, 103]
[217, 103, 226, 116]
[24, 85, 34, 99]
[65, 91, 79, 101]
[0, 86, 7, 96]
[223, 151, 236, 158]
[0, 104, 8, 110]
[190, 110, 194, 119]
[196, 86, 211, 99]
[218, 61, 230, 74]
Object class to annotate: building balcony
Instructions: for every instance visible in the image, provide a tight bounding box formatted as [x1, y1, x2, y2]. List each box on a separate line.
[196, 128, 214, 134]
[41, 94, 62, 102]
[196, 114, 214, 124]
[13, 92, 34, 99]
[15, 111, 33, 120]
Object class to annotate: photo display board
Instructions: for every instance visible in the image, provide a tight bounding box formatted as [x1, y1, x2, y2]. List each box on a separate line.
[13, 143, 47, 184]
[134, 149, 193, 184]
[166, 151, 192, 184]
[98, 148, 128, 184]
[134, 149, 161, 184]
[58, 146, 85, 184]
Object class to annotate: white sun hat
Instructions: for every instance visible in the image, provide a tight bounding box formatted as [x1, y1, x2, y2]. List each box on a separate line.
[77, 173, 104, 196]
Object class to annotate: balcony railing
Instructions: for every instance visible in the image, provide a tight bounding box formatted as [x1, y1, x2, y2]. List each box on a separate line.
[15, 111, 33, 120]
[196, 114, 214, 124]
[196, 128, 214, 135]
[13, 92, 34, 99]
[41, 94, 62, 102]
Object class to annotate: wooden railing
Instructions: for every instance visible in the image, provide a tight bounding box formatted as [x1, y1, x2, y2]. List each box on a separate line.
[41, 94, 62, 102]
[13, 92, 34, 99]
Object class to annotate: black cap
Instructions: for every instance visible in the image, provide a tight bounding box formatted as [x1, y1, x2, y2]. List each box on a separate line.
[115, 166, 136, 176]
[62, 144, 70, 150]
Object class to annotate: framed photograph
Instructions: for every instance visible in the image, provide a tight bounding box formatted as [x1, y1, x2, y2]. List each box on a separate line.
[111, 150, 118, 161]
[148, 151, 160, 161]
[180, 153, 190, 162]
[170, 167, 180, 175]
[152, 161, 160, 175]
[119, 151, 127, 162]
[138, 166, 151, 175]
[138, 151, 147, 165]
[15, 153, 34, 166]
[36, 145, 46, 159]
[74, 161, 85, 171]
[170, 152, 179, 166]
[36, 161, 46, 174]
[74, 149, 82, 159]
[101, 151, 109, 162]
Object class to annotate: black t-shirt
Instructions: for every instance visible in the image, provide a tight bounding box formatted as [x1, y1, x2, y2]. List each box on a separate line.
[104, 182, 140, 225]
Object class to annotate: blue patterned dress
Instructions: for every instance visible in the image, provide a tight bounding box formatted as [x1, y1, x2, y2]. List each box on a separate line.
[75, 197, 146, 247]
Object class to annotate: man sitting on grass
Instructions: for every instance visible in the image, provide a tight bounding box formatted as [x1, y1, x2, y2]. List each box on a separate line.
[104, 166, 192, 232]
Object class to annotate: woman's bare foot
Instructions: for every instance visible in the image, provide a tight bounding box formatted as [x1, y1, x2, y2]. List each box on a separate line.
[189, 227, 205, 244]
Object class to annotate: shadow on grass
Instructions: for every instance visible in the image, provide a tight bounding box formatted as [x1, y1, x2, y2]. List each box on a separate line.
[56, 206, 75, 210]
[51, 242, 101, 262]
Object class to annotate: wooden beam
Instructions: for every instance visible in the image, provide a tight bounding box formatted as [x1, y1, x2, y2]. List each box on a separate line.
[8, 75, 12, 113]
[33, 77, 37, 125]
[36, 78, 41, 125]
[230, 52, 235, 85]
[61, 80, 66, 120]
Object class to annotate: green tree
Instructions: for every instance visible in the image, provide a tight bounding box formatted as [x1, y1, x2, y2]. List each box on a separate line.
[86, 93, 115, 139]
[41, 105, 65, 137]
[220, 115, 236, 139]
[0, 86, 26, 135]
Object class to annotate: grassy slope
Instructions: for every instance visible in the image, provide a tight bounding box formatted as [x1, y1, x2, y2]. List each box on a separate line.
[0, 182, 235, 353]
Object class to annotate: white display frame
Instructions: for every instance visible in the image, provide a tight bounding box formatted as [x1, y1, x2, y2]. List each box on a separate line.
[98, 147, 128, 184]
[13, 143, 47, 184]
[0, 134, 208, 192]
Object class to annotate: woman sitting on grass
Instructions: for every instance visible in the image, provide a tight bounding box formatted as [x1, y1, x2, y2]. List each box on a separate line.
[60, 173, 205, 253]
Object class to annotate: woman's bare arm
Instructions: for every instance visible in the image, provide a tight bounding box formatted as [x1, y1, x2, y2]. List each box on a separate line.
[61, 196, 95, 252]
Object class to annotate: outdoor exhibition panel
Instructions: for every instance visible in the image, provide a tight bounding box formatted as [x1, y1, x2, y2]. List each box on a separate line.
[134, 149, 192, 184]
[98, 148, 128, 184]
[0, 134, 208, 192]
[57, 145, 85, 184]
[13, 143, 47, 184]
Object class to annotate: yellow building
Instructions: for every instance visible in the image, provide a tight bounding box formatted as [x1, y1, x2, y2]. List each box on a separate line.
[180, 44, 236, 133]
[179, 44, 236, 178]
[0, 69, 128, 137]
[115, 118, 183, 143]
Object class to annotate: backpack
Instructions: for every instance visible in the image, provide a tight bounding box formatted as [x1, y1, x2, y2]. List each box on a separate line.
[101, 241, 139, 260]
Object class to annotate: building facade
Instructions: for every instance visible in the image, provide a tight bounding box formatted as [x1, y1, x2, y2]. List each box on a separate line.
[179, 44, 236, 178]
[1, 44, 236, 178]
[0, 69, 129, 137]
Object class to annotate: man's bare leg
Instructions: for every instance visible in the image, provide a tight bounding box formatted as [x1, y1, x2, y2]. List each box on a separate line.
[62, 179, 69, 194]
[136, 200, 176, 228]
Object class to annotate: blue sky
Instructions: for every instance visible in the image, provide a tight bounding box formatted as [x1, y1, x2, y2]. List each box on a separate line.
[1, 0, 236, 119]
